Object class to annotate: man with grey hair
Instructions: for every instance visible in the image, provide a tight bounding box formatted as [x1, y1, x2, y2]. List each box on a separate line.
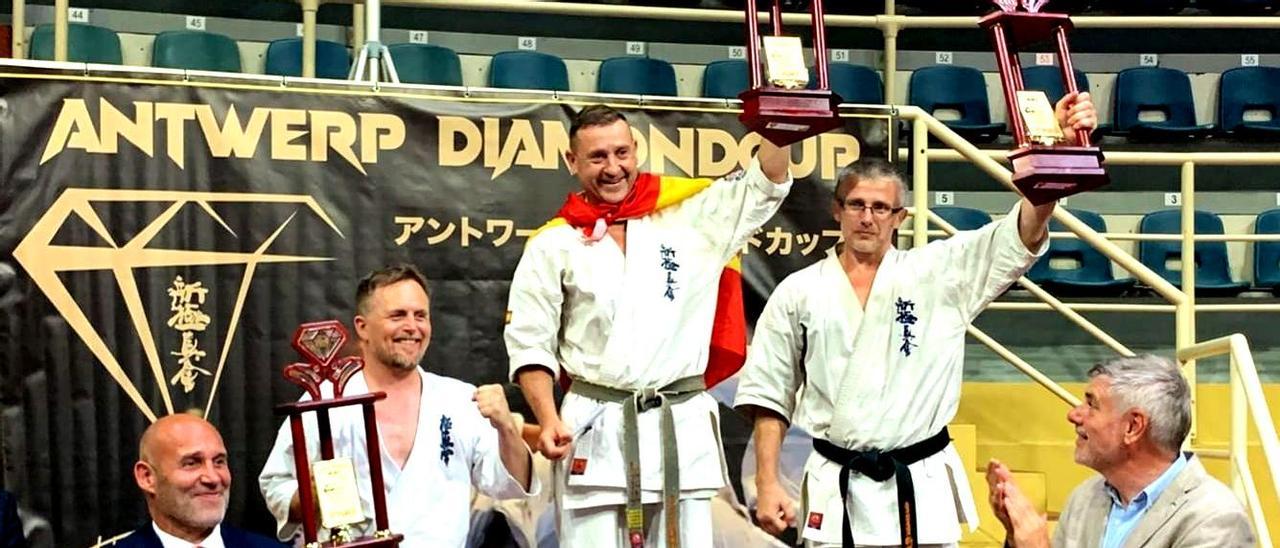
[735, 92, 1099, 547]
[987, 354, 1254, 547]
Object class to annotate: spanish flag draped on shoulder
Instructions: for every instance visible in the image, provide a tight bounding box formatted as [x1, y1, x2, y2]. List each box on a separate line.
[537, 171, 747, 389]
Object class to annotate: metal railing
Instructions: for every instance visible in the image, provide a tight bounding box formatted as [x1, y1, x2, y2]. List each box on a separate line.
[18, 0, 1280, 84]
[307, 1, 1280, 89]
[1179, 335, 1280, 548]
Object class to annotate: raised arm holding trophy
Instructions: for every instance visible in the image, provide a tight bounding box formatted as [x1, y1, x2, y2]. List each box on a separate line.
[981, 0, 1109, 204]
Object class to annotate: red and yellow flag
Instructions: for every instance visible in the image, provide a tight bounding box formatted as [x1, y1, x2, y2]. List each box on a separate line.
[545, 172, 747, 389]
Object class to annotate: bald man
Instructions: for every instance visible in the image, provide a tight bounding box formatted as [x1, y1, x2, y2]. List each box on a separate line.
[112, 414, 284, 548]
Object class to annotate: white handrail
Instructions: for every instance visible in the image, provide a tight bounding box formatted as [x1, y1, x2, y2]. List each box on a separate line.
[1178, 334, 1280, 542]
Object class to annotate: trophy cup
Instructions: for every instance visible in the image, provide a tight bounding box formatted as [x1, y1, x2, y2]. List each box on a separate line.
[275, 320, 403, 547]
[979, 0, 1108, 205]
[738, 0, 844, 146]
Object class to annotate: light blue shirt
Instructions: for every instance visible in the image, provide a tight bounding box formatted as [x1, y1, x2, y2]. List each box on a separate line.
[1100, 452, 1189, 548]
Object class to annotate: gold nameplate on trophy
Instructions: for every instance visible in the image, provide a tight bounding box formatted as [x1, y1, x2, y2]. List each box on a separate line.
[1015, 90, 1065, 146]
[313, 457, 365, 530]
[761, 36, 809, 89]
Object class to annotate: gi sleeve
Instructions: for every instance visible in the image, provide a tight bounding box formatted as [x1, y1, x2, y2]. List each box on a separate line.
[679, 157, 793, 263]
[733, 277, 805, 421]
[468, 407, 542, 500]
[504, 233, 564, 381]
[934, 202, 1047, 320]
[258, 404, 321, 542]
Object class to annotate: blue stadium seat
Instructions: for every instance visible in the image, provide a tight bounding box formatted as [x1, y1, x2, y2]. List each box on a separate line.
[1137, 209, 1249, 296]
[896, 0, 988, 14]
[932, 206, 993, 232]
[388, 43, 462, 86]
[151, 30, 241, 72]
[1020, 66, 1090, 105]
[263, 38, 350, 79]
[1027, 209, 1135, 296]
[488, 50, 569, 91]
[813, 62, 883, 105]
[1254, 209, 1280, 294]
[30, 23, 122, 64]
[1115, 0, 1190, 13]
[702, 59, 750, 99]
[1218, 66, 1280, 139]
[1113, 67, 1214, 141]
[597, 56, 678, 96]
[1205, 0, 1274, 14]
[908, 65, 1004, 143]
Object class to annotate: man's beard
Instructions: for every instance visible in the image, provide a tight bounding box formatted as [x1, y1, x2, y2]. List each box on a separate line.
[376, 344, 424, 371]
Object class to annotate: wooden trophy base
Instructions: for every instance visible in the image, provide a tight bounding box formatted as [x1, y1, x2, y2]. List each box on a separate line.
[738, 87, 843, 147]
[308, 533, 405, 548]
[1009, 145, 1109, 205]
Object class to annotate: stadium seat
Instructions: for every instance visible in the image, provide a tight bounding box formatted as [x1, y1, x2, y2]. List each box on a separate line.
[263, 38, 351, 79]
[1020, 66, 1090, 105]
[1137, 209, 1249, 296]
[1204, 0, 1275, 14]
[597, 56, 678, 96]
[908, 65, 1004, 143]
[1027, 209, 1135, 296]
[151, 30, 241, 72]
[931, 206, 993, 232]
[897, 0, 989, 15]
[1218, 66, 1280, 139]
[1113, 67, 1214, 141]
[488, 50, 570, 91]
[30, 23, 122, 64]
[1114, 0, 1190, 14]
[388, 43, 463, 86]
[702, 59, 750, 99]
[1254, 209, 1280, 294]
[814, 62, 883, 105]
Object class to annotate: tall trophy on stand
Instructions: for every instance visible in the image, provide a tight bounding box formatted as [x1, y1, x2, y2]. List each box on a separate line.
[980, 0, 1108, 204]
[275, 320, 403, 547]
[738, 0, 844, 146]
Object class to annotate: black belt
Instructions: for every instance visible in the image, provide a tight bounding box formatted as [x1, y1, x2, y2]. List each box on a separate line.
[811, 427, 951, 548]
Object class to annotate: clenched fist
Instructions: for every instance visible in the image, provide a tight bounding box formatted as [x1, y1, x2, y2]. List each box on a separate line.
[537, 420, 574, 461]
[754, 480, 795, 535]
[473, 384, 517, 434]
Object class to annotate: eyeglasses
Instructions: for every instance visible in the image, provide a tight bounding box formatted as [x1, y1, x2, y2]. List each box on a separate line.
[840, 199, 903, 217]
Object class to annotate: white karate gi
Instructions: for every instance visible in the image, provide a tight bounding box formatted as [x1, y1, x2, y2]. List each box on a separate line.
[734, 203, 1046, 546]
[504, 159, 791, 546]
[258, 368, 538, 548]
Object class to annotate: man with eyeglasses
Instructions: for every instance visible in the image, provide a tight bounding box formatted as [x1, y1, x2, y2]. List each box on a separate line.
[734, 93, 1097, 548]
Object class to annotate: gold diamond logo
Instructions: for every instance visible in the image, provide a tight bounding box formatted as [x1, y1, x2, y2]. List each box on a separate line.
[12, 189, 343, 422]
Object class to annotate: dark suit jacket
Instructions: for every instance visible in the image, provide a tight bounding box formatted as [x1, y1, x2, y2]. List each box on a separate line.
[110, 522, 286, 548]
[0, 491, 25, 548]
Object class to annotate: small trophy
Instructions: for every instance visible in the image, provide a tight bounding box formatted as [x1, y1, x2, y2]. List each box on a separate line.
[275, 320, 403, 547]
[979, 0, 1108, 205]
[737, 0, 844, 147]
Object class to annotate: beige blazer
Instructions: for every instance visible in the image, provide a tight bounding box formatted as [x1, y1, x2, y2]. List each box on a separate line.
[1052, 455, 1256, 547]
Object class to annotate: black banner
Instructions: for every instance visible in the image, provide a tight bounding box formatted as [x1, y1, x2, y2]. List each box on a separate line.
[0, 68, 893, 545]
